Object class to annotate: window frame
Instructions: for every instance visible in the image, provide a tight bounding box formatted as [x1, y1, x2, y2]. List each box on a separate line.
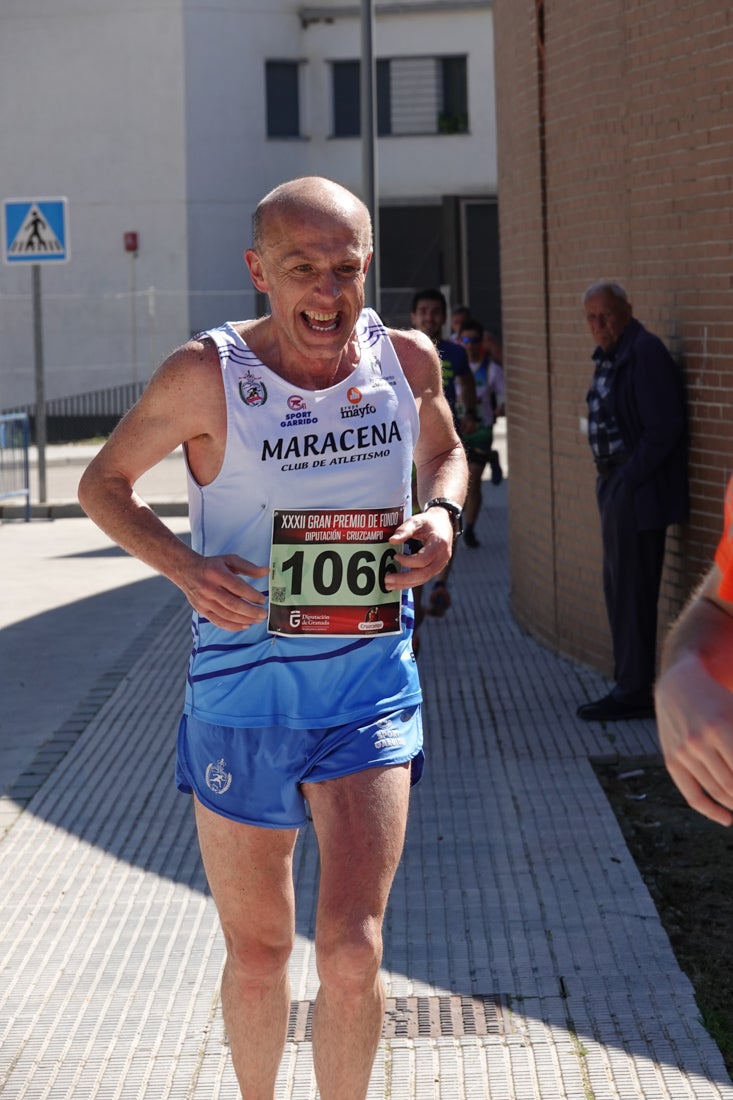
[329, 54, 468, 139]
[265, 59, 303, 139]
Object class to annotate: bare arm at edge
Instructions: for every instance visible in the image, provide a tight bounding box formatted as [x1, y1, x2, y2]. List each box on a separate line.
[654, 565, 733, 826]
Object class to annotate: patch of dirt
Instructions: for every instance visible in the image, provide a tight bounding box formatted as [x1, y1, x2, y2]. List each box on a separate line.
[594, 755, 733, 1078]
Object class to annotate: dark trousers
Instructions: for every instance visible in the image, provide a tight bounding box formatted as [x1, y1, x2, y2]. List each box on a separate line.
[597, 468, 667, 699]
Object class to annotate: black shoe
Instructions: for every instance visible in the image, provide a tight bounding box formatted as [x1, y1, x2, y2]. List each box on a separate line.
[576, 692, 655, 722]
[489, 450, 503, 486]
[464, 528, 480, 548]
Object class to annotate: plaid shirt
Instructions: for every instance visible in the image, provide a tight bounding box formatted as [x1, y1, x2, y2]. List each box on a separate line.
[586, 351, 626, 460]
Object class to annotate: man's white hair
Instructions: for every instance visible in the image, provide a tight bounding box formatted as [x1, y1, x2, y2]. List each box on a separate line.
[582, 281, 630, 305]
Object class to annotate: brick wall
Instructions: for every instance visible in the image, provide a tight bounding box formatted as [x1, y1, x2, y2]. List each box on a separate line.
[494, 0, 733, 676]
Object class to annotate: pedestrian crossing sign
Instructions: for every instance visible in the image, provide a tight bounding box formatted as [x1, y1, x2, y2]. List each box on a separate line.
[3, 197, 69, 264]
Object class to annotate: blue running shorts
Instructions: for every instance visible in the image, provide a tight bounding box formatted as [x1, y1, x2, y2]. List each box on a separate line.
[175, 705, 424, 829]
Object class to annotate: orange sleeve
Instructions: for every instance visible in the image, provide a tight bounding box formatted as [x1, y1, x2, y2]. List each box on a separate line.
[714, 477, 733, 601]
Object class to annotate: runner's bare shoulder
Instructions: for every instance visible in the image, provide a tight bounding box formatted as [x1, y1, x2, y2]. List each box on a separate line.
[120, 333, 226, 452]
[386, 328, 442, 398]
[148, 333, 223, 404]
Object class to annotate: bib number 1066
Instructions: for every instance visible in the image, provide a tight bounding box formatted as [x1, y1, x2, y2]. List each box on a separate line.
[268, 506, 405, 636]
[281, 546, 397, 598]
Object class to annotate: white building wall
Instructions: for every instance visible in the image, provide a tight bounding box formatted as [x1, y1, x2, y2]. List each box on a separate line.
[0, 0, 189, 408]
[297, 5, 497, 201]
[0, 0, 496, 409]
[182, 1, 309, 334]
[180, 0, 496, 334]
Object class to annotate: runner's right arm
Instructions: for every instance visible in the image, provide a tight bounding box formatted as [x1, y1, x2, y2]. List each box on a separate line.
[78, 339, 268, 631]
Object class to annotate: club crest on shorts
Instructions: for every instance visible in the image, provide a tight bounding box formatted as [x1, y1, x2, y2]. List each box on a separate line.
[205, 758, 233, 795]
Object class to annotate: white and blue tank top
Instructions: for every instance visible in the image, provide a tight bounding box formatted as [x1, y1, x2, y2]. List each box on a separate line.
[183, 307, 422, 729]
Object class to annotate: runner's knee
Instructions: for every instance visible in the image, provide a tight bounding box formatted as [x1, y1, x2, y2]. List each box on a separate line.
[316, 919, 383, 992]
[222, 922, 294, 985]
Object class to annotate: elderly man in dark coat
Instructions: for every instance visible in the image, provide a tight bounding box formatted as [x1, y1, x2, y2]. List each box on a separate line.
[578, 281, 688, 722]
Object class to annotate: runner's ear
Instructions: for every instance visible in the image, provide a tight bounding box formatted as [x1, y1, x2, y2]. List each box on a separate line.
[245, 248, 269, 293]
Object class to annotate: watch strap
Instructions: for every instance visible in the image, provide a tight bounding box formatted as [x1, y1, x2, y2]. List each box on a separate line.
[422, 497, 463, 540]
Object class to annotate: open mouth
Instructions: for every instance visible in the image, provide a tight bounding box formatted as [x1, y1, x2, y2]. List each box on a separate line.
[303, 310, 340, 333]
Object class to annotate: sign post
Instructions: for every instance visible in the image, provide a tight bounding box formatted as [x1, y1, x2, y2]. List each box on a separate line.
[3, 197, 69, 503]
[31, 264, 47, 501]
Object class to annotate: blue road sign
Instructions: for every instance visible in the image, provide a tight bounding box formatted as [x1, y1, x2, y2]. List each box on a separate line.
[3, 197, 69, 264]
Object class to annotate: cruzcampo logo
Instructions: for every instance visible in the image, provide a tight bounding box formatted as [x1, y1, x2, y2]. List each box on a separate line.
[239, 371, 268, 407]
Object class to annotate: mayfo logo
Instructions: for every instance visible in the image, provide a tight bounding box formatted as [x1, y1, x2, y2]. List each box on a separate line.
[281, 394, 318, 428]
[239, 371, 267, 407]
[341, 388, 377, 420]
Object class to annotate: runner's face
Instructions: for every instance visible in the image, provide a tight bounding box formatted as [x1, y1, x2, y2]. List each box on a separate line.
[246, 206, 372, 362]
[411, 300, 445, 341]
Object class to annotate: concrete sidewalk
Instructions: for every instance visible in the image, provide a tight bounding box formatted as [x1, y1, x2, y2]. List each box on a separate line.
[0, 441, 188, 519]
[1, 447, 731, 1098]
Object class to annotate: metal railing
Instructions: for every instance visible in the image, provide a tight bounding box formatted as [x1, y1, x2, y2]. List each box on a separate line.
[3, 382, 145, 444]
[0, 413, 31, 520]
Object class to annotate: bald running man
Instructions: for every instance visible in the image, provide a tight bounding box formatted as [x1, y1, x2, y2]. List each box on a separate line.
[79, 176, 467, 1100]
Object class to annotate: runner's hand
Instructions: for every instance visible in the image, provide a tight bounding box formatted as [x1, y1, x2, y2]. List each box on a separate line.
[385, 510, 454, 589]
[179, 554, 269, 631]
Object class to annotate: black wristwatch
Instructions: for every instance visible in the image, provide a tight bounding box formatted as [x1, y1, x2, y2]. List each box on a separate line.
[423, 497, 463, 542]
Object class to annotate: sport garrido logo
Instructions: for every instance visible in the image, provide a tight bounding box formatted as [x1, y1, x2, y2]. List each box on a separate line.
[281, 394, 318, 429]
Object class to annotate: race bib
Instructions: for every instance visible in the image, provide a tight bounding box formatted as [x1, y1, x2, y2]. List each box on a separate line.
[268, 506, 404, 637]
